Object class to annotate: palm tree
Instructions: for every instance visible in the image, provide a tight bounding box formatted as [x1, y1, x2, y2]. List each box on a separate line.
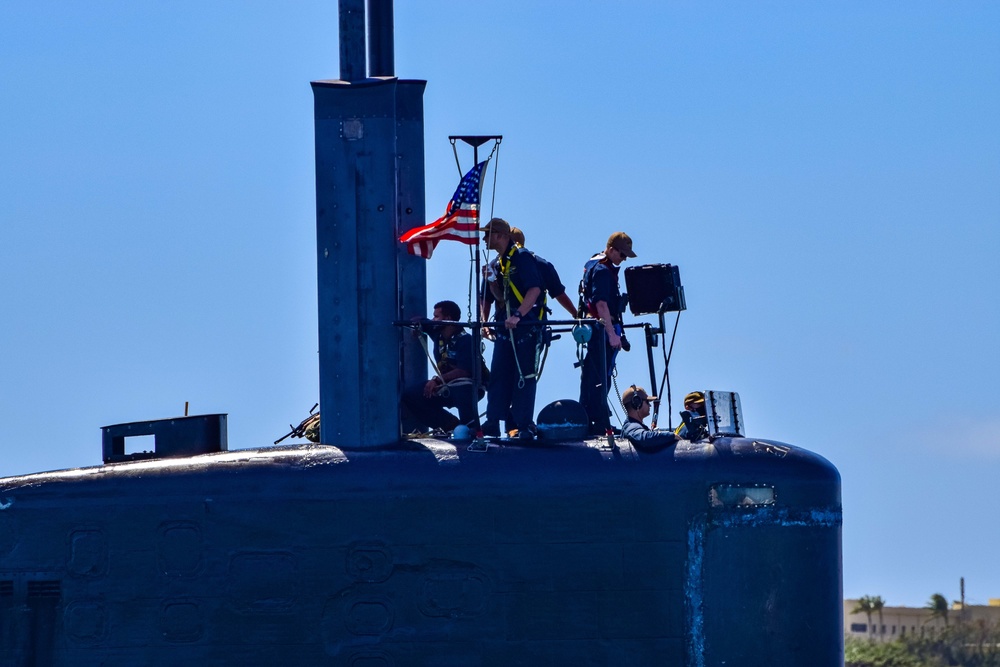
[926, 593, 949, 628]
[871, 595, 886, 641]
[852, 595, 876, 640]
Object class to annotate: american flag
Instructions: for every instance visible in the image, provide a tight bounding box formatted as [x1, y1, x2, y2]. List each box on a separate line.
[399, 160, 486, 259]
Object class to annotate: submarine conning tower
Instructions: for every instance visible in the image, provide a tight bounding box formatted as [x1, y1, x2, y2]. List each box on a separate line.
[313, 0, 427, 447]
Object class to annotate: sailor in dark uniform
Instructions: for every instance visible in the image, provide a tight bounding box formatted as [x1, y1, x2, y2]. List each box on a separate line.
[401, 300, 485, 434]
[579, 231, 635, 436]
[479, 230, 514, 341]
[479, 218, 544, 439]
[620, 385, 678, 453]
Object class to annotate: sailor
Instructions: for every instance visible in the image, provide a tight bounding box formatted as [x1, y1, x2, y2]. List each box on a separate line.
[479, 229, 515, 339]
[480, 227, 576, 334]
[579, 231, 635, 436]
[401, 300, 486, 434]
[675, 391, 708, 441]
[479, 218, 544, 439]
[620, 385, 678, 452]
[478, 227, 522, 430]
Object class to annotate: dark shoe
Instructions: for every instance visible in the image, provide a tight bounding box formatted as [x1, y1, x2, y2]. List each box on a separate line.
[518, 423, 537, 441]
[480, 420, 500, 437]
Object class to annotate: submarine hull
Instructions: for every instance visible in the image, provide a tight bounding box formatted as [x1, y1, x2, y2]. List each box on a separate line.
[0, 437, 841, 666]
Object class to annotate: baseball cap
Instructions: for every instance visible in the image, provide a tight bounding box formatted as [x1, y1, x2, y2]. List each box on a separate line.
[479, 217, 511, 236]
[607, 231, 637, 258]
[622, 385, 657, 409]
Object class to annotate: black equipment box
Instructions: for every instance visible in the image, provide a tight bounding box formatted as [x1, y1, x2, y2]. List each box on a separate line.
[101, 414, 228, 463]
[624, 263, 687, 315]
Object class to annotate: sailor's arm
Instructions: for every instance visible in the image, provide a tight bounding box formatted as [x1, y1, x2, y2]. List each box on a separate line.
[505, 286, 542, 329]
[479, 278, 496, 339]
[595, 300, 621, 349]
[622, 421, 678, 452]
[424, 366, 472, 397]
[556, 292, 577, 317]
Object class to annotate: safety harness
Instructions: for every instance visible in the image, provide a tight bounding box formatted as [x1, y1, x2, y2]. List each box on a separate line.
[417, 333, 478, 397]
[577, 252, 606, 318]
[499, 244, 547, 387]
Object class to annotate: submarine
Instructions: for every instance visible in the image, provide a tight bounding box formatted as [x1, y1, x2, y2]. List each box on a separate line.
[0, 1, 843, 665]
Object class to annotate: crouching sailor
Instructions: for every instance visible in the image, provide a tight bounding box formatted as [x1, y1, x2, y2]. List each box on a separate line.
[402, 300, 487, 435]
[675, 391, 708, 441]
[620, 385, 678, 452]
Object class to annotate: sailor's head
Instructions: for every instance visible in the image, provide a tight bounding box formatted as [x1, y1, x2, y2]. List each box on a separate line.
[430, 300, 463, 337]
[432, 300, 462, 324]
[622, 385, 656, 417]
[480, 217, 511, 251]
[510, 226, 525, 247]
[606, 231, 636, 265]
[683, 391, 706, 414]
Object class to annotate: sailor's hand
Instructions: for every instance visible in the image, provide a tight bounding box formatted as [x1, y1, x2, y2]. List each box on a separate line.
[505, 313, 521, 329]
[481, 326, 495, 341]
[607, 329, 622, 349]
[423, 378, 440, 398]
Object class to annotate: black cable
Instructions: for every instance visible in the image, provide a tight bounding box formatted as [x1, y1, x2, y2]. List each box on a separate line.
[657, 311, 681, 429]
[450, 138, 462, 178]
[488, 138, 501, 219]
[610, 365, 624, 429]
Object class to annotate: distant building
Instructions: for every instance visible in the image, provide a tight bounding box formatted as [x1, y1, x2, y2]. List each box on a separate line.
[845, 598, 1000, 641]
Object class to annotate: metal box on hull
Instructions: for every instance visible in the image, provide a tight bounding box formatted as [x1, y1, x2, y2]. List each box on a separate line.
[0, 438, 841, 666]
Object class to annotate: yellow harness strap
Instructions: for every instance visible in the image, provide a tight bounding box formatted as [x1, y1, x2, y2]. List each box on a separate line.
[499, 245, 545, 319]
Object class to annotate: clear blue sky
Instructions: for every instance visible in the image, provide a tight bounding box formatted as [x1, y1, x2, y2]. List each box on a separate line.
[1, 1, 997, 608]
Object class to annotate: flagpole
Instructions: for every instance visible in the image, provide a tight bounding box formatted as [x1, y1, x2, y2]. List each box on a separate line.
[472, 143, 483, 429]
[448, 136, 501, 433]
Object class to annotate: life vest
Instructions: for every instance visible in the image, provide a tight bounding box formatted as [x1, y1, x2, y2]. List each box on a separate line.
[578, 252, 605, 318]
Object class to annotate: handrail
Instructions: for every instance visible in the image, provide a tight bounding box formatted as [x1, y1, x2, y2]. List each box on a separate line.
[393, 318, 649, 330]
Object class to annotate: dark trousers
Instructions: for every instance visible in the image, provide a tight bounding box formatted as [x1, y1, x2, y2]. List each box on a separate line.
[402, 382, 483, 432]
[486, 328, 539, 432]
[579, 323, 620, 434]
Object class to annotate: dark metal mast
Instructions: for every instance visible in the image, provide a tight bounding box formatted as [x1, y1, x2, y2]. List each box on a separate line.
[313, 0, 426, 446]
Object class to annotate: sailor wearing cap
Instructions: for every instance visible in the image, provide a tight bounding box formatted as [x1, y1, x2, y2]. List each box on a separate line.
[481, 226, 577, 324]
[620, 385, 677, 452]
[579, 231, 636, 436]
[479, 226, 525, 335]
[479, 217, 545, 439]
